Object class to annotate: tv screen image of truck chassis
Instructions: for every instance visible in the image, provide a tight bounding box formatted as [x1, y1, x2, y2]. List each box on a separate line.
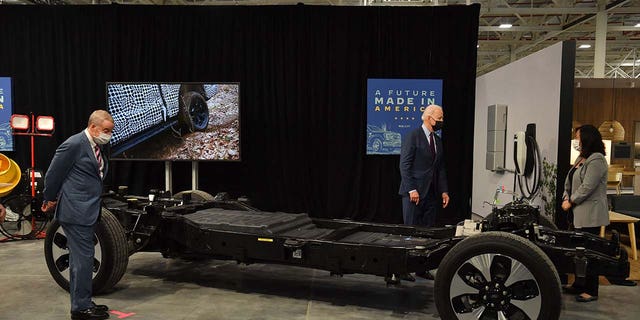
[107, 82, 240, 161]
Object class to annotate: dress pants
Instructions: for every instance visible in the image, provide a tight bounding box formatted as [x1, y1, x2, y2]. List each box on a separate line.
[60, 222, 96, 312]
[573, 226, 601, 296]
[402, 188, 438, 227]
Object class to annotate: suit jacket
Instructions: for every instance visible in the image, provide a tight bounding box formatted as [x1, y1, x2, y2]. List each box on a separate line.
[398, 126, 448, 198]
[44, 131, 108, 226]
[562, 153, 609, 228]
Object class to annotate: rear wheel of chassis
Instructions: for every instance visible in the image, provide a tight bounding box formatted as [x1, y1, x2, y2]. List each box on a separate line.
[44, 208, 129, 294]
[434, 231, 561, 320]
[173, 189, 215, 202]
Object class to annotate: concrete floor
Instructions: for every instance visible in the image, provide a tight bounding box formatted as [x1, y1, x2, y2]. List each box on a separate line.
[1, 240, 639, 320]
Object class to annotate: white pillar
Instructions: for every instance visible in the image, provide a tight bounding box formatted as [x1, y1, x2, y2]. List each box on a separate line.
[594, 0, 607, 78]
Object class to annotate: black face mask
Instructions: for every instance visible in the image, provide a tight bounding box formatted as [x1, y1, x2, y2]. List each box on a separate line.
[433, 120, 443, 131]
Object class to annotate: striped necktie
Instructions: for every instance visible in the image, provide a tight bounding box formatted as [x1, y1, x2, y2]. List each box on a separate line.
[94, 145, 102, 174]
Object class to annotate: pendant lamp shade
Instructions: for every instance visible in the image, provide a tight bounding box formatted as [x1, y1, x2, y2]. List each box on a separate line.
[598, 120, 625, 141]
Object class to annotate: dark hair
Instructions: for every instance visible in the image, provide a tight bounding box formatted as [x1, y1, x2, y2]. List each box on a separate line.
[576, 124, 606, 158]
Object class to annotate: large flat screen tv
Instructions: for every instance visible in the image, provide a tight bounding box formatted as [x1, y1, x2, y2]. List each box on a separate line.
[106, 82, 240, 161]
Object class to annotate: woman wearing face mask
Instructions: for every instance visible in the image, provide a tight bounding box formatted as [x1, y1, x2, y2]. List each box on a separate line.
[561, 124, 609, 302]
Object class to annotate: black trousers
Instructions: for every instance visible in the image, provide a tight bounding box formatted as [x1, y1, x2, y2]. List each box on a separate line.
[572, 226, 601, 296]
[402, 188, 438, 227]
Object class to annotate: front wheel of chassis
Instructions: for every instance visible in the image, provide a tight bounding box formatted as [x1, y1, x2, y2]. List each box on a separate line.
[44, 208, 129, 294]
[434, 231, 561, 320]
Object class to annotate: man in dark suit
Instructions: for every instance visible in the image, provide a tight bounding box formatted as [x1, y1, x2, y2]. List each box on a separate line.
[42, 110, 114, 320]
[399, 104, 449, 227]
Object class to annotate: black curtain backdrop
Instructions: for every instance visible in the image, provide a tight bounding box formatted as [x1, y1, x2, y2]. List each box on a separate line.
[0, 4, 479, 224]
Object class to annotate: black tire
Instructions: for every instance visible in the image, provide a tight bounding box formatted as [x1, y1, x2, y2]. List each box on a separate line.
[182, 91, 209, 131]
[434, 232, 561, 320]
[173, 189, 215, 202]
[44, 208, 129, 294]
[178, 94, 195, 133]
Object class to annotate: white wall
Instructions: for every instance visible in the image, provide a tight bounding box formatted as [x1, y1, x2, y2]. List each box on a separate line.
[472, 42, 564, 217]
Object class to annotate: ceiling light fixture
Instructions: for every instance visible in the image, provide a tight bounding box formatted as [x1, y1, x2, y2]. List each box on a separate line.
[578, 44, 591, 49]
[620, 61, 639, 67]
[599, 79, 625, 141]
[498, 24, 513, 29]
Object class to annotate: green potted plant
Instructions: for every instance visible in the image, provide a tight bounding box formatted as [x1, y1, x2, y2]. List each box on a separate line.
[540, 157, 558, 222]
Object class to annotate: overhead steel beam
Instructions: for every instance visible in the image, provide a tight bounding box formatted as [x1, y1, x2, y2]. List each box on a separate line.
[479, 25, 640, 32]
[479, 26, 561, 32]
[480, 7, 640, 15]
[484, 51, 634, 57]
[479, 39, 640, 45]
[575, 61, 640, 67]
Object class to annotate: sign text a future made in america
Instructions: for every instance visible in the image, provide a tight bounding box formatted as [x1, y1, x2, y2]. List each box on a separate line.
[366, 79, 443, 155]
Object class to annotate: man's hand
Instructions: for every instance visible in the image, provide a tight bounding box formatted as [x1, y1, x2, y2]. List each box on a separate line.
[442, 193, 450, 208]
[41, 201, 57, 213]
[561, 199, 572, 211]
[0, 204, 6, 223]
[409, 190, 420, 205]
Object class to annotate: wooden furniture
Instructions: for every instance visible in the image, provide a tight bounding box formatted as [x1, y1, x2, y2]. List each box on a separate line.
[600, 211, 639, 260]
[621, 171, 640, 177]
[621, 170, 640, 195]
[607, 165, 624, 195]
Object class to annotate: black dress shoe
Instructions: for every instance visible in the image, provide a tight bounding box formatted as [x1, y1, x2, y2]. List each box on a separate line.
[91, 302, 109, 313]
[70, 308, 109, 320]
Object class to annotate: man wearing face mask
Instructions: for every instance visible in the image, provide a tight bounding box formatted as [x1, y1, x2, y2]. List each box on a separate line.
[399, 104, 449, 228]
[42, 110, 114, 320]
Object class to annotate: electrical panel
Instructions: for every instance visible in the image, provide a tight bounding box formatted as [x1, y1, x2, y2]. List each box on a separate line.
[486, 104, 508, 171]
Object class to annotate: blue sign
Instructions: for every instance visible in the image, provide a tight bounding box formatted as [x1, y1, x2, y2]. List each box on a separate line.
[0, 77, 13, 152]
[366, 78, 443, 155]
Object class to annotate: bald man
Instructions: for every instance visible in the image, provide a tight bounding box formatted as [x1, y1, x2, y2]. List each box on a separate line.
[398, 105, 449, 227]
[42, 110, 113, 320]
